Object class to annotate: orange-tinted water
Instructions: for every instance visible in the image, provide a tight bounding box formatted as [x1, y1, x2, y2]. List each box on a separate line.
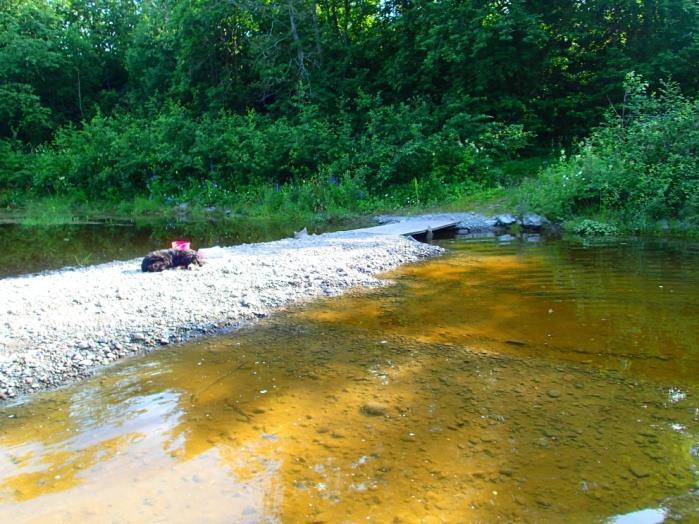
[0, 237, 697, 522]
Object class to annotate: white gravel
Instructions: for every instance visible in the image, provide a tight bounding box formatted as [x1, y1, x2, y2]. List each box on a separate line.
[0, 230, 443, 402]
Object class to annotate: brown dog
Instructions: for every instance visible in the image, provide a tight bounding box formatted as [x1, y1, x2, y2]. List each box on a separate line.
[141, 249, 204, 272]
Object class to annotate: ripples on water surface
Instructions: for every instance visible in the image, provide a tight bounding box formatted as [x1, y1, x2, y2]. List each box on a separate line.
[0, 236, 697, 522]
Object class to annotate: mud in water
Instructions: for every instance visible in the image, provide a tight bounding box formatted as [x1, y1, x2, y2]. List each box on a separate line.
[0, 236, 697, 522]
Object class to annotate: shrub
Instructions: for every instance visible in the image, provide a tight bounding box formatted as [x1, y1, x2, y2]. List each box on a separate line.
[10, 96, 532, 207]
[519, 73, 699, 224]
[569, 219, 618, 236]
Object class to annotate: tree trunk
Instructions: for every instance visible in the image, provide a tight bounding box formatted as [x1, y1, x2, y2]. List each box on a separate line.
[287, 0, 308, 88]
[287, 0, 309, 83]
[343, 0, 350, 44]
[311, 0, 323, 65]
[76, 68, 84, 120]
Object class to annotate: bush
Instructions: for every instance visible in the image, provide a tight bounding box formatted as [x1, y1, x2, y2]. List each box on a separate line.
[519, 73, 699, 224]
[569, 219, 618, 236]
[8, 96, 532, 207]
[0, 139, 27, 204]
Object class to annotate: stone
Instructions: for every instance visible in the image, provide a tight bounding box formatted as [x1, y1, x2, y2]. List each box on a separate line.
[629, 466, 651, 478]
[494, 214, 518, 227]
[0, 226, 445, 402]
[521, 213, 550, 229]
[361, 402, 390, 416]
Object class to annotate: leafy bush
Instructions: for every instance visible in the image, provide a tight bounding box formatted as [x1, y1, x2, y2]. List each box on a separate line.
[520, 74, 699, 225]
[0, 139, 26, 204]
[569, 219, 618, 236]
[9, 95, 531, 207]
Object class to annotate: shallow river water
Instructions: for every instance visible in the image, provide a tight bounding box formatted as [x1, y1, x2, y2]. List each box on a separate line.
[0, 235, 697, 522]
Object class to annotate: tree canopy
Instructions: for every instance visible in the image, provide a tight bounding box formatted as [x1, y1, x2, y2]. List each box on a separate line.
[1, 0, 698, 207]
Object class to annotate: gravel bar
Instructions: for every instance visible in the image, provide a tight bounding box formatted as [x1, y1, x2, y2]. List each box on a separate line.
[0, 230, 443, 402]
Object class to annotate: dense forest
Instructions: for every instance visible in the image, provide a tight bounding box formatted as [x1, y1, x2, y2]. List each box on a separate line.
[1, 0, 698, 229]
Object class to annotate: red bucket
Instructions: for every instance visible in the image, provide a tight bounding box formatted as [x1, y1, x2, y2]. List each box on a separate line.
[171, 240, 191, 251]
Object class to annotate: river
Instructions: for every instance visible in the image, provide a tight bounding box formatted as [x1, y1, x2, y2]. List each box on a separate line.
[0, 231, 697, 522]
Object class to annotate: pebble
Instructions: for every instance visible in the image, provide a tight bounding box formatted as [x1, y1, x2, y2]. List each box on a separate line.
[361, 402, 390, 417]
[629, 466, 651, 478]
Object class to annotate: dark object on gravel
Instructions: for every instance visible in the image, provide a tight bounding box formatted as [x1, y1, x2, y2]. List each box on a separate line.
[141, 249, 204, 272]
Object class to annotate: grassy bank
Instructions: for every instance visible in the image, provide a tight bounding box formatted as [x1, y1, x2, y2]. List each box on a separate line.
[3, 176, 694, 238]
[0, 172, 516, 227]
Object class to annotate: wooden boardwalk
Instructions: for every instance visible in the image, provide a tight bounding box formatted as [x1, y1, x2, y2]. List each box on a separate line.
[351, 218, 459, 237]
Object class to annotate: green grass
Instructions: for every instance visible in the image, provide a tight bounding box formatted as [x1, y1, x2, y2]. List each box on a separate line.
[440, 186, 511, 215]
[1, 180, 495, 226]
[4, 149, 695, 238]
[10, 196, 88, 225]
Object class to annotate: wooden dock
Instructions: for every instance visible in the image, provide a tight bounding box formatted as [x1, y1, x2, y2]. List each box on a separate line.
[351, 218, 459, 237]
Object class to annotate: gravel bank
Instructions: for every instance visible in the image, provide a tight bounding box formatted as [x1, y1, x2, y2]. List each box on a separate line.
[0, 230, 443, 402]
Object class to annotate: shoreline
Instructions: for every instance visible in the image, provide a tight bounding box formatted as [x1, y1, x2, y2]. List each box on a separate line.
[1, 229, 444, 404]
[0, 212, 550, 405]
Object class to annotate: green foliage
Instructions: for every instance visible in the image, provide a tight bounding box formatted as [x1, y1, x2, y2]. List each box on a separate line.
[2, 0, 699, 226]
[0, 0, 137, 138]
[0, 139, 26, 199]
[0, 83, 52, 143]
[11, 95, 530, 205]
[568, 219, 619, 236]
[3, 0, 699, 143]
[336, 96, 531, 192]
[17, 195, 78, 225]
[520, 74, 699, 226]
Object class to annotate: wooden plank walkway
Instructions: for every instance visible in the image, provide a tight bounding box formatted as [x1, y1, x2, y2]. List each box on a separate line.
[351, 218, 459, 237]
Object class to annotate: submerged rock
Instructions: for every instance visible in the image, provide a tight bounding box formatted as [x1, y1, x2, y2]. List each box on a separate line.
[361, 402, 390, 417]
[629, 466, 651, 478]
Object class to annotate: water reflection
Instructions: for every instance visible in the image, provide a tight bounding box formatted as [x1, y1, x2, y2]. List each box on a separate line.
[305, 237, 699, 383]
[0, 238, 697, 522]
[607, 507, 668, 524]
[0, 216, 369, 278]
